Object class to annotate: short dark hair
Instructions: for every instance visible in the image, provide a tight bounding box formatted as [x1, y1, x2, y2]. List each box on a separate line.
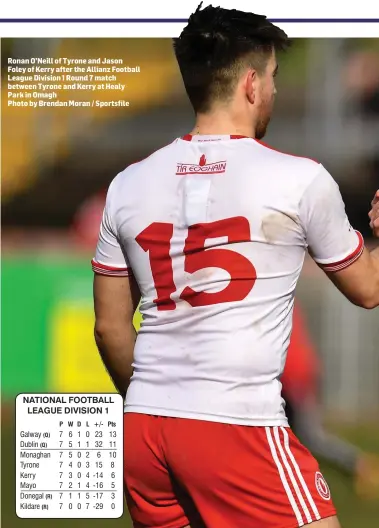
[173, 2, 290, 113]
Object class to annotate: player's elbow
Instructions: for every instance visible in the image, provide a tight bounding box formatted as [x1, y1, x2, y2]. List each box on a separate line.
[351, 291, 379, 310]
[94, 318, 131, 345]
[359, 297, 379, 310]
[94, 320, 112, 345]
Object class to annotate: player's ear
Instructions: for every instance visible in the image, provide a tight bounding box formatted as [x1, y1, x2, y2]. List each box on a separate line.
[245, 69, 257, 105]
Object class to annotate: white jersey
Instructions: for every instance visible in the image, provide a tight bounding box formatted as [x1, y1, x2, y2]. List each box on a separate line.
[92, 134, 363, 426]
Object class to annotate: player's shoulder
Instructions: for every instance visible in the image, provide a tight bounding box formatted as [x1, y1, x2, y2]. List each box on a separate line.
[241, 138, 325, 194]
[115, 139, 178, 182]
[104, 139, 180, 209]
[250, 138, 320, 171]
[104, 139, 178, 201]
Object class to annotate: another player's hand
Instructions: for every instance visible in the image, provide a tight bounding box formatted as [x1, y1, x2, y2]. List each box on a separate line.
[368, 190, 379, 238]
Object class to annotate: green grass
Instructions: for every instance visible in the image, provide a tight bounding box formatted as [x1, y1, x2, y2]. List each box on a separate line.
[2, 410, 379, 527]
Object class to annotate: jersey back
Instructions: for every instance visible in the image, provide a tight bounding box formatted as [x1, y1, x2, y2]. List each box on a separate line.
[93, 134, 362, 425]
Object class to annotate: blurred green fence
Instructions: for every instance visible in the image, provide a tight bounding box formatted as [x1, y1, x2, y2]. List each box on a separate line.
[1, 257, 118, 398]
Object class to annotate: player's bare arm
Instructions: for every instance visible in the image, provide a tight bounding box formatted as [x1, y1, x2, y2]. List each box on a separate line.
[93, 273, 140, 398]
[325, 189, 379, 310]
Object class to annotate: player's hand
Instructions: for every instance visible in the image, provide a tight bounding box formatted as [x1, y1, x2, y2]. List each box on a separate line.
[368, 190, 379, 238]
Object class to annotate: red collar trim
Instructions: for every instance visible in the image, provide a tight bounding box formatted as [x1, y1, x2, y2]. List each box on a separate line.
[180, 135, 319, 163]
[181, 134, 250, 141]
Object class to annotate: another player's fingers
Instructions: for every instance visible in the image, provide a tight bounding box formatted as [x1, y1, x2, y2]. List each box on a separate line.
[368, 202, 379, 219]
[369, 203, 379, 233]
[372, 217, 379, 238]
[369, 210, 379, 224]
[371, 190, 379, 206]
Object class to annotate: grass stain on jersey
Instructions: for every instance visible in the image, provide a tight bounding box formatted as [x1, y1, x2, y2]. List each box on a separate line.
[261, 211, 299, 243]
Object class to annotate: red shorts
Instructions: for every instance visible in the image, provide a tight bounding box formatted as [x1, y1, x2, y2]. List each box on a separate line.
[124, 413, 337, 528]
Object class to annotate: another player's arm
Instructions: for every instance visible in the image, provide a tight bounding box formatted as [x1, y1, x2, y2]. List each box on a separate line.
[93, 274, 140, 398]
[91, 175, 140, 398]
[300, 169, 379, 309]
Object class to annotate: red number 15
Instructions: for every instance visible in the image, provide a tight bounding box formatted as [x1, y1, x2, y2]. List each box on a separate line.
[136, 216, 256, 311]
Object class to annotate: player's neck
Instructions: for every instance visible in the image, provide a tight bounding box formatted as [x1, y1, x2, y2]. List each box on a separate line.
[190, 112, 256, 139]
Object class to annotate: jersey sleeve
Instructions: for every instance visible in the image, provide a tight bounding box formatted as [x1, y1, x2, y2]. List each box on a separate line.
[299, 165, 364, 272]
[91, 179, 132, 277]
